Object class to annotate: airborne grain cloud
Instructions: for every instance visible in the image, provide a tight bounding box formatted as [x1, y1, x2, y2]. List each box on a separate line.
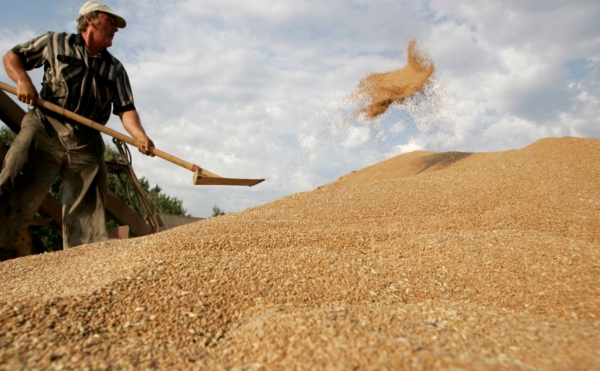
[357, 40, 435, 119]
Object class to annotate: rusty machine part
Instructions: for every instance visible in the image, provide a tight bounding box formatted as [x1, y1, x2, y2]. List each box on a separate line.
[110, 138, 162, 233]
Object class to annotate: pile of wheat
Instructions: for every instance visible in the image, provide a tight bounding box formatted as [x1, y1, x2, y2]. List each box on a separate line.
[0, 136, 598, 370]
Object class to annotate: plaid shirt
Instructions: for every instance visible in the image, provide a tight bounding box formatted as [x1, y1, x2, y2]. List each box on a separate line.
[12, 32, 135, 125]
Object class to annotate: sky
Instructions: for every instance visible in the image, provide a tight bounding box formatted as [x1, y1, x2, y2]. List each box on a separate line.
[1, 0, 599, 218]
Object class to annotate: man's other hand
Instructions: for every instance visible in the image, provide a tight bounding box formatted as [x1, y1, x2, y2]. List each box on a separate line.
[137, 135, 155, 157]
[119, 109, 155, 157]
[17, 80, 38, 106]
[4, 50, 38, 106]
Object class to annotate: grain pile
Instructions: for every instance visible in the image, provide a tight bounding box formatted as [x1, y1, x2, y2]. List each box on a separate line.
[1, 136, 599, 370]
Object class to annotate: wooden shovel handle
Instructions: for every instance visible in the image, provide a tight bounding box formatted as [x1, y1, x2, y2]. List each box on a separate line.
[0, 81, 197, 173]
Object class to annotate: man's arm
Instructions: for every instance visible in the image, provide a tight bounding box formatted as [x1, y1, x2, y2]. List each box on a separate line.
[3, 50, 38, 105]
[118, 109, 155, 157]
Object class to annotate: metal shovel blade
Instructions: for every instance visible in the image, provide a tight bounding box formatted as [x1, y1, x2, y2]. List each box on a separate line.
[193, 169, 264, 187]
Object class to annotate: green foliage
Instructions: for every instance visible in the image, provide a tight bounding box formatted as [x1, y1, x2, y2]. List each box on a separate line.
[212, 204, 226, 217]
[0, 125, 17, 146]
[105, 144, 121, 162]
[104, 144, 188, 218]
[32, 176, 64, 252]
[34, 220, 63, 252]
[139, 177, 188, 216]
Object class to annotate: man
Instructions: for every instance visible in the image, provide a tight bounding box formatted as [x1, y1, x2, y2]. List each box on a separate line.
[0, 1, 154, 254]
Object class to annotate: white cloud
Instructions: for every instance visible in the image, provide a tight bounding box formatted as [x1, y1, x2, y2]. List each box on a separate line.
[481, 116, 552, 151]
[178, 0, 309, 20]
[386, 139, 424, 158]
[423, 0, 600, 152]
[342, 126, 370, 148]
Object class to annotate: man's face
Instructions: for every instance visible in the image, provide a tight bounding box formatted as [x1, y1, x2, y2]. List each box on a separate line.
[90, 12, 118, 49]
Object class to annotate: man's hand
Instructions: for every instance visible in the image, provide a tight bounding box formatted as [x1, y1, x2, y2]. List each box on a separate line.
[17, 80, 38, 106]
[3, 50, 37, 105]
[119, 109, 155, 157]
[136, 135, 155, 157]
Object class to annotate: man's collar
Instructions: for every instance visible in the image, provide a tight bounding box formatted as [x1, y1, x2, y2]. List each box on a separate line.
[74, 33, 86, 45]
[75, 33, 114, 64]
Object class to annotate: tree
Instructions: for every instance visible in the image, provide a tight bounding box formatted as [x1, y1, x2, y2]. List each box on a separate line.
[104, 145, 188, 218]
[0, 125, 16, 146]
[212, 205, 226, 217]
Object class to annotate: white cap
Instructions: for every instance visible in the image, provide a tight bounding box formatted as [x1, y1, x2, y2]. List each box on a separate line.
[78, 1, 126, 28]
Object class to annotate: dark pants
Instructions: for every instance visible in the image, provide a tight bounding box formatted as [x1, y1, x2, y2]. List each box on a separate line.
[0, 108, 108, 250]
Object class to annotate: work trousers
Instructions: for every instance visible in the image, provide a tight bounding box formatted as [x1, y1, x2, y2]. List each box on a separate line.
[0, 108, 109, 250]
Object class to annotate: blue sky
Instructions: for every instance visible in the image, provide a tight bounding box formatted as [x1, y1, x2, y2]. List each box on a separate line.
[1, 0, 599, 218]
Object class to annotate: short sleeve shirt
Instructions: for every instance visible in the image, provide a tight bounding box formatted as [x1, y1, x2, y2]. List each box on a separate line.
[12, 32, 135, 125]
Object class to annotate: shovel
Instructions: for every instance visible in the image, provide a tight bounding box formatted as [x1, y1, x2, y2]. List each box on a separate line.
[0, 81, 264, 187]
